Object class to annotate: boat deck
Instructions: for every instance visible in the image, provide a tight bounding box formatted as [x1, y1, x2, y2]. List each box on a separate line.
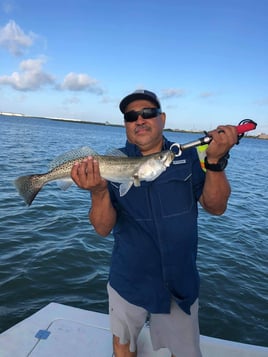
[0, 303, 267, 356]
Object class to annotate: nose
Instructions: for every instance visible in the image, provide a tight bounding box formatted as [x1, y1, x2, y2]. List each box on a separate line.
[136, 114, 145, 124]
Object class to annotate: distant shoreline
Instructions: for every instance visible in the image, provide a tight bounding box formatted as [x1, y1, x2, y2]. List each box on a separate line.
[0, 112, 267, 139]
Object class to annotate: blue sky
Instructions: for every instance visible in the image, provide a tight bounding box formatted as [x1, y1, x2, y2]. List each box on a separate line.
[0, 0, 267, 134]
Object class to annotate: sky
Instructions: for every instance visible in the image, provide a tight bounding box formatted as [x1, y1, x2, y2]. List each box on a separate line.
[0, 0, 267, 134]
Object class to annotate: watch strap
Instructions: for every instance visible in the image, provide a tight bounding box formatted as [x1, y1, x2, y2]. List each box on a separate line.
[204, 154, 229, 172]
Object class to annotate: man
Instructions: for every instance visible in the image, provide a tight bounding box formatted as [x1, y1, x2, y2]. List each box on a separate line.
[71, 90, 238, 357]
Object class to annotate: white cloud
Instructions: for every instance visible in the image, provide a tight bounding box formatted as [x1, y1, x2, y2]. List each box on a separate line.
[0, 20, 36, 56]
[161, 88, 186, 99]
[2, 1, 16, 14]
[255, 97, 268, 106]
[0, 57, 54, 90]
[63, 96, 81, 104]
[60, 72, 104, 94]
[199, 91, 216, 98]
[0, 55, 104, 95]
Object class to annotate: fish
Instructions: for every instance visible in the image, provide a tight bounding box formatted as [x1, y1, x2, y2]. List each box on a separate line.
[14, 146, 175, 206]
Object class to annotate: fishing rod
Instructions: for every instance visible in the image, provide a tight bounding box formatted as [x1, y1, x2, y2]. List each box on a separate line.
[170, 119, 257, 157]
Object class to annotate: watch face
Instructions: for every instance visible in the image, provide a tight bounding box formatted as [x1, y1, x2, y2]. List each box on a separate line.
[219, 157, 228, 170]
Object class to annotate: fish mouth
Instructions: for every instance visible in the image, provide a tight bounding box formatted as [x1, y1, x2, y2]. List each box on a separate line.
[165, 154, 175, 166]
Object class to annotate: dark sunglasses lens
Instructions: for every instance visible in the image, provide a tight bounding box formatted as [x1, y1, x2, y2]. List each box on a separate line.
[142, 108, 159, 119]
[124, 108, 161, 122]
[124, 111, 138, 122]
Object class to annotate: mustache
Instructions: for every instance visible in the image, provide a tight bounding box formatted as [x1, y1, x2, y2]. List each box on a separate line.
[134, 123, 151, 134]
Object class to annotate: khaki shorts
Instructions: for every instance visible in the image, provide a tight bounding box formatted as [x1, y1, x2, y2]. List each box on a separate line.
[107, 283, 202, 357]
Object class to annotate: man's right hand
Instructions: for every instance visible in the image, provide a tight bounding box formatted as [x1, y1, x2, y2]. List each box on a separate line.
[71, 156, 108, 193]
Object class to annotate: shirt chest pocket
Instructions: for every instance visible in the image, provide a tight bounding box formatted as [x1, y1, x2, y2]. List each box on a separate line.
[154, 163, 194, 217]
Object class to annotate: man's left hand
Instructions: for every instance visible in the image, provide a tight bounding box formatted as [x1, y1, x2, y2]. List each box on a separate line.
[205, 125, 238, 163]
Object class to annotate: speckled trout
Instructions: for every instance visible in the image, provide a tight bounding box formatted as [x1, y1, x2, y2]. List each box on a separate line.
[14, 146, 175, 206]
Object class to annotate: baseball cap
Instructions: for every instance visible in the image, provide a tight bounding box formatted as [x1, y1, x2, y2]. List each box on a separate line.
[119, 89, 161, 113]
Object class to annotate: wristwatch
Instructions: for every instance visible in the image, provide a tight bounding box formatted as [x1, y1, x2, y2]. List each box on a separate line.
[204, 154, 229, 172]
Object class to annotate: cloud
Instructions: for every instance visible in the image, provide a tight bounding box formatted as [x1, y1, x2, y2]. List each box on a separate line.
[2, 1, 16, 14]
[0, 57, 55, 90]
[160, 88, 186, 99]
[199, 91, 216, 98]
[60, 72, 104, 94]
[0, 55, 104, 95]
[0, 20, 36, 56]
[255, 97, 268, 106]
[63, 96, 81, 104]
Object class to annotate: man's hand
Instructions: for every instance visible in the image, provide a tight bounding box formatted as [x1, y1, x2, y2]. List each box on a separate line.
[71, 156, 108, 193]
[206, 125, 238, 163]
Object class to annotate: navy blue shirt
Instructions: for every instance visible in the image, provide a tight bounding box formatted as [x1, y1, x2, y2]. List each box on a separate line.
[108, 137, 205, 314]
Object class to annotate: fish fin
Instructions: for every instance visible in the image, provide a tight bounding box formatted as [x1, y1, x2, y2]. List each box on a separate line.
[56, 178, 73, 191]
[14, 174, 44, 206]
[133, 174, 141, 187]
[119, 181, 133, 196]
[105, 148, 127, 157]
[49, 146, 97, 170]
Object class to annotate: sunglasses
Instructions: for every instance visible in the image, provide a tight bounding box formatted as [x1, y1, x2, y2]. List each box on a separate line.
[124, 108, 162, 122]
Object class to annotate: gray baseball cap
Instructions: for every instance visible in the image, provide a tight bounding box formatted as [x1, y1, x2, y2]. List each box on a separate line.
[119, 89, 161, 113]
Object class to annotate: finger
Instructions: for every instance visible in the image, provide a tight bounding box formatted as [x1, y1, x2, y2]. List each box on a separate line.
[217, 129, 225, 134]
[217, 125, 237, 145]
[92, 159, 102, 181]
[79, 157, 95, 178]
[81, 157, 103, 187]
[71, 162, 81, 184]
[208, 128, 225, 143]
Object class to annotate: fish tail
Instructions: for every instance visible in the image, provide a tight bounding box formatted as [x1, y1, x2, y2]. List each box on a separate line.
[14, 174, 45, 206]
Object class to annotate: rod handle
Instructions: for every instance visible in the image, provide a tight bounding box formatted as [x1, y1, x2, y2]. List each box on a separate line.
[236, 120, 257, 135]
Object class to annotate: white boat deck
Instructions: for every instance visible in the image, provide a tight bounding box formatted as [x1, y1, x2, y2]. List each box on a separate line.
[0, 302, 267, 357]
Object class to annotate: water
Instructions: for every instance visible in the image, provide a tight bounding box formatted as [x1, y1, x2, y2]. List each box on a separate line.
[0, 116, 267, 347]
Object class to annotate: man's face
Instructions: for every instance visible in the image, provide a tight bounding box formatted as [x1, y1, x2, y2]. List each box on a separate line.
[124, 100, 166, 155]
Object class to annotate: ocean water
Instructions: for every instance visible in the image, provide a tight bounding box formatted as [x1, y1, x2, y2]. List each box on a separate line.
[0, 115, 267, 347]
